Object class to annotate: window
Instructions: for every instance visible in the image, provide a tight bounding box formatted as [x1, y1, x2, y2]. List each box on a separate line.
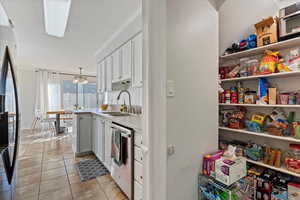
[47, 80, 61, 111]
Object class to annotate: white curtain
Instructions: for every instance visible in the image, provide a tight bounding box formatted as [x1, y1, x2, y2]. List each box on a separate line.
[35, 70, 49, 118]
[35, 70, 62, 118]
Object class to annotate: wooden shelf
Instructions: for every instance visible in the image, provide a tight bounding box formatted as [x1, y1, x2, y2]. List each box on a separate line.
[246, 159, 300, 178]
[221, 71, 300, 82]
[219, 127, 300, 143]
[220, 37, 300, 61]
[219, 103, 300, 108]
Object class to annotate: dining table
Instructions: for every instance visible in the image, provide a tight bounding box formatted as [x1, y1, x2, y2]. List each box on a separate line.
[46, 110, 73, 134]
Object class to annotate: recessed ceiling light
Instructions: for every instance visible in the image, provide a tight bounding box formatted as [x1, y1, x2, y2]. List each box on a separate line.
[0, 3, 10, 27]
[43, 0, 71, 38]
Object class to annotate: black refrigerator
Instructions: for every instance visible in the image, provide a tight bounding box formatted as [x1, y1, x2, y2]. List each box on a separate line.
[0, 46, 19, 184]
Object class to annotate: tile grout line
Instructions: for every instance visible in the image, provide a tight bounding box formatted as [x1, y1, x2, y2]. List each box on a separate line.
[63, 154, 74, 200]
[37, 140, 45, 200]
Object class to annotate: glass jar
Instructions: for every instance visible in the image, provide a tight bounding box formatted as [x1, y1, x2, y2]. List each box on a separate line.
[285, 144, 300, 174]
[247, 59, 259, 76]
[239, 58, 250, 77]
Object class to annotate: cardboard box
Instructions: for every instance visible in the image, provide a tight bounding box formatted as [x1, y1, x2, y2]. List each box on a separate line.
[255, 17, 278, 47]
[215, 157, 247, 185]
[268, 88, 277, 105]
[288, 182, 300, 200]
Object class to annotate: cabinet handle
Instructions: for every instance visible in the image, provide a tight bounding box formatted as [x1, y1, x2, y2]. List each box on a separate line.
[140, 176, 143, 180]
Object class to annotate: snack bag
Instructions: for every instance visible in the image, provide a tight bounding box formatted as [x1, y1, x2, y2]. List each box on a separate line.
[259, 50, 279, 74]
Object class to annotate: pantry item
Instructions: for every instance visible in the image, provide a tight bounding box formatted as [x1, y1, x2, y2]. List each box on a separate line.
[279, 93, 289, 105]
[244, 91, 256, 104]
[279, 3, 300, 41]
[225, 90, 231, 104]
[277, 58, 292, 72]
[239, 58, 250, 77]
[255, 16, 279, 47]
[258, 78, 270, 104]
[230, 87, 238, 104]
[251, 113, 266, 125]
[288, 48, 300, 71]
[248, 59, 260, 76]
[288, 182, 300, 200]
[237, 82, 245, 104]
[285, 144, 300, 174]
[292, 122, 300, 139]
[219, 91, 225, 103]
[259, 51, 279, 74]
[245, 120, 262, 132]
[228, 111, 246, 129]
[215, 157, 247, 186]
[268, 88, 277, 105]
[288, 92, 298, 105]
[228, 65, 241, 78]
[256, 170, 276, 200]
[247, 34, 257, 49]
[202, 150, 224, 177]
[245, 143, 264, 161]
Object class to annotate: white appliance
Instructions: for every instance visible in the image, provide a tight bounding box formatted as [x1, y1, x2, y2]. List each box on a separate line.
[111, 123, 134, 199]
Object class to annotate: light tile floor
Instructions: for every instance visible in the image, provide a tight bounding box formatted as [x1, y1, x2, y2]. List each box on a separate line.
[0, 129, 128, 200]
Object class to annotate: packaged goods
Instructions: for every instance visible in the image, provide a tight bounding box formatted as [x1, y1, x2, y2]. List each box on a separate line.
[202, 150, 224, 177]
[288, 182, 300, 200]
[215, 157, 247, 185]
[225, 90, 231, 104]
[288, 92, 298, 105]
[248, 59, 260, 75]
[245, 143, 264, 161]
[277, 58, 292, 72]
[279, 93, 289, 105]
[288, 49, 300, 71]
[229, 65, 241, 78]
[258, 78, 270, 104]
[255, 17, 278, 47]
[268, 88, 277, 105]
[239, 58, 250, 77]
[244, 91, 257, 104]
[251, 113, 266, 125]
[285, 144, 300, 174]
[259, 50, 279, 74]
[292, 122, 300, 139]
[246, 120, 262, 132]
[228, 110, 246, 129]
[230, 87, 238, 104]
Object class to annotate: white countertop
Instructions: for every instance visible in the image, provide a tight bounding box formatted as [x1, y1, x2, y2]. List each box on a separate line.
[73, 108, 143, 131]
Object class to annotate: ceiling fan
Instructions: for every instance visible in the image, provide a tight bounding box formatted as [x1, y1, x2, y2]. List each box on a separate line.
[73, 67, 88, 84]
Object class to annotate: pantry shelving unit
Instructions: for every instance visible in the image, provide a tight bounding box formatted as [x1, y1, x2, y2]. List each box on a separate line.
[219, 127, 300, 143]
[246, 159, 300, 178]
[220, 36, 300, 60]
[219, 37, 300, 178]
[219, 103, 300, 108]
[221, 71, 300, 82]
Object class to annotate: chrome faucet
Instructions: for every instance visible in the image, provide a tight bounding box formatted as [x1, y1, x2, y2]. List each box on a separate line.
[117, 90, 132, 112]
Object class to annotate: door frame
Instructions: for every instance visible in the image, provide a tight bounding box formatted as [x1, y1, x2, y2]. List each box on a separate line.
[142, 0, 167, 199]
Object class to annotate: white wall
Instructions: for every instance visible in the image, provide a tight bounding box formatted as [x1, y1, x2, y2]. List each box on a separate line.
[219, 0, 279, 54]
[0, 26, 17, 67]
[166, 0, 219, 199]
[17, 68, 36, 129]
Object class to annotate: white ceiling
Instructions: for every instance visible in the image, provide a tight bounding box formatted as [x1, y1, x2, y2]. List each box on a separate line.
[0, 0, 141, 74]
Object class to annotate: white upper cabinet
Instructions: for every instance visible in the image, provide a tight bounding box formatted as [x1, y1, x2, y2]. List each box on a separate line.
[132, 33, 143, 88]
[121, 40, 132, 81]
[100, 61, 106, 92]
[112, 49, 121, 83]
[106, 56, 112, 91]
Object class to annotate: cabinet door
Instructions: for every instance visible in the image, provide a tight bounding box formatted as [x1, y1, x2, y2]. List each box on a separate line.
[106, 56, 112, 92]
[104, 121, 112, 171]
[97, 118, 105, 162]
[132, 33, 143, 87]
[112, 50, 121, 83]
[78, 115, 92, 153]
[92, 116, 97, 154]
[121, 40, 132, 81]
[100, 61, 106, 92]
[97, 62, 102, 93]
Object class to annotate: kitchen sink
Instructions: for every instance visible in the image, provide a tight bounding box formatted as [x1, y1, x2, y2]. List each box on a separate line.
[101, 112, 131, 116]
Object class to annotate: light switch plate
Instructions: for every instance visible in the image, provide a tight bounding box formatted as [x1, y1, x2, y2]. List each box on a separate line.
[167, 80, 175, 97]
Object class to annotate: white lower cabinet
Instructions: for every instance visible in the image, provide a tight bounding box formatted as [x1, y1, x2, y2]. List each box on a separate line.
[134, 181, 143, 200]
[134, 161, 143, 184]
[104, 121, 112, 171]
[72, 114, 92, 155]
[134, 147, 143, 164]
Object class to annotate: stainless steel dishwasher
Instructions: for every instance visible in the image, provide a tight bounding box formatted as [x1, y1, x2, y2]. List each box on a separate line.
[110, 122, 134, 199]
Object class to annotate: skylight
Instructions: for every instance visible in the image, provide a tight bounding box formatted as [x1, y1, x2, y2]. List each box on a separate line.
[43, 0, 71, 38]
[0, 3, 10, 27]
